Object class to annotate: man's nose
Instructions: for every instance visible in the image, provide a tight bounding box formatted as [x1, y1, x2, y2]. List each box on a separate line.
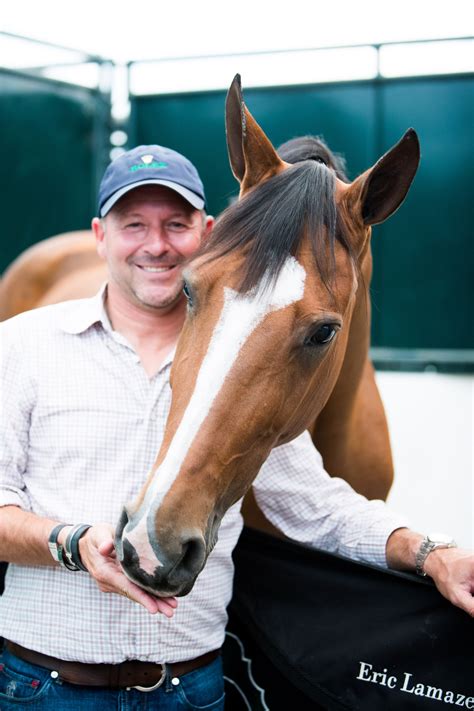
[144, 226, 169, 250]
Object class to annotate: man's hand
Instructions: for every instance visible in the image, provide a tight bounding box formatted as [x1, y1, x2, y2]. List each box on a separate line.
[73, 523, 178, 618]
[423, 547, 474, 617]
[386, 528, 474, 617]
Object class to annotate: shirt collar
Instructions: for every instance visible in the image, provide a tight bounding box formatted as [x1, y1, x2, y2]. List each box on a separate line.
[59, 285, 177, 372]
[59, 283, 109, 335]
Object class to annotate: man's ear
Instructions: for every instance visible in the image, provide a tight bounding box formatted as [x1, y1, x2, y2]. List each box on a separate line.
[202, 215, 214, 239]
[91, 217, 106, 260]
[346, 129, 420, 226]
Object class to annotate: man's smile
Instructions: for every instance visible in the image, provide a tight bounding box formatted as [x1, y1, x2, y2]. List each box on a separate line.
[133, 263, 179, 276]
[137, 265, 177, 273]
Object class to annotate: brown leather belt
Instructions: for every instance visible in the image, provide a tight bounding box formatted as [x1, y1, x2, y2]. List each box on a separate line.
[5, 641, 221, 690]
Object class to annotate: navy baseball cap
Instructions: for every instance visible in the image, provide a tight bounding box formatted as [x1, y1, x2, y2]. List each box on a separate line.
[98, 145, 206, 217]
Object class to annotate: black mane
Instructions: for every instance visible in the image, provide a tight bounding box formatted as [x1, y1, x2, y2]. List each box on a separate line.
[200, 160, 354, 293]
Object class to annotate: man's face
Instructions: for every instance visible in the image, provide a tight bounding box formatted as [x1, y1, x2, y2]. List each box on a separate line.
[93, 185, 211, 312]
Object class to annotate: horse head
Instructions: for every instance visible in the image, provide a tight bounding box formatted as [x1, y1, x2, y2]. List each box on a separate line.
[115, 75, 420, 597]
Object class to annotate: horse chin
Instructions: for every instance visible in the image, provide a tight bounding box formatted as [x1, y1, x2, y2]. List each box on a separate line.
[135, 576, 197, 599]
[121, 562, 200, 598]
[154, 580, 196, 598]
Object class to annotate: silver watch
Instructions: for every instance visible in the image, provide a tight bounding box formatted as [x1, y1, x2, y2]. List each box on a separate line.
[415, 532, 457, 576]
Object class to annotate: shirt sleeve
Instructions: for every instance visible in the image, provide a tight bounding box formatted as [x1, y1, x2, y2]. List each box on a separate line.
[0, 320, 34, 510]
[252, 430, 409, 568]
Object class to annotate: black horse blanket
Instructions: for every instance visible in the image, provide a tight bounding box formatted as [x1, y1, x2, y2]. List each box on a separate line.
[223, 527, 473, 710]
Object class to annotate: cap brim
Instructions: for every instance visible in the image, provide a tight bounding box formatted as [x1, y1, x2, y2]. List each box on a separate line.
[100, 179, 205, 216]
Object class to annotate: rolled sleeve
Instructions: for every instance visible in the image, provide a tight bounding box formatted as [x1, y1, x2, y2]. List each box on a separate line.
[0, 321, 34, 510]
[252, 430, 409, 568]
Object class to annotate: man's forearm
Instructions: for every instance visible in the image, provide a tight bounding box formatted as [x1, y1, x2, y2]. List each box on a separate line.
[0, 505, 60, 565]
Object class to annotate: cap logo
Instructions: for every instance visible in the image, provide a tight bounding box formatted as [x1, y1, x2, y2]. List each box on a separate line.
[129, 157, 168, 172]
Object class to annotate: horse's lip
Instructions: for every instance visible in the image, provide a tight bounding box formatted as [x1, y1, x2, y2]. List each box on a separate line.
[122, 569, 193, 598]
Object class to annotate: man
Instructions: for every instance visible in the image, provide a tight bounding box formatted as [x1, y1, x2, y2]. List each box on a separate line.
[0, 144, 472, 710]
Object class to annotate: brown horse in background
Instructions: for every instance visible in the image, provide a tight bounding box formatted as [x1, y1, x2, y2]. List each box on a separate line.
[0, 231, 105, 320]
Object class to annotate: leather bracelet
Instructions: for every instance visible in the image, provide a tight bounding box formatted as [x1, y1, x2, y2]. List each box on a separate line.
[65, 524, 91, 572]
[69, 524, 92, 572]
[47, 523, 73, 567]
[59, 544, 80, 571]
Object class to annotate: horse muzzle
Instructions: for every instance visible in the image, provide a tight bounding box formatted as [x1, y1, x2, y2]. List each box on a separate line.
[115, 508, 207, 597]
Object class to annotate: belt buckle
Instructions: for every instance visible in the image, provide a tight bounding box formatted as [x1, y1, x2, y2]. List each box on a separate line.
[128, 663, 167, 693]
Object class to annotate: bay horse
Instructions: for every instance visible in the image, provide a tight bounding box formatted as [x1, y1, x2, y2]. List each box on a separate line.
[115, 75, 420, 597]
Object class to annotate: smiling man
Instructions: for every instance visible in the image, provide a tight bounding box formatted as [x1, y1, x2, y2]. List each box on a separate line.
[96, 149, 212, 309]
[97, 186, 205, 309]
[92, 147, 213, 377]
[0, 143, 472, 710]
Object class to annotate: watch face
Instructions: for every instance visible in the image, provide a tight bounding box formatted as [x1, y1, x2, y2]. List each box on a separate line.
[427, 532, 453, 545]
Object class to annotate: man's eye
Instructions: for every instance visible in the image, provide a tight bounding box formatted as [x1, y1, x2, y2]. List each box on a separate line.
[126, 222, 144, 229]
[168, 221, 187, 229]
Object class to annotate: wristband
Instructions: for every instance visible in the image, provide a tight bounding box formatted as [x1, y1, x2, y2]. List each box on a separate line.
[48, 523, 73, 567]
[64, 524, 91, 572]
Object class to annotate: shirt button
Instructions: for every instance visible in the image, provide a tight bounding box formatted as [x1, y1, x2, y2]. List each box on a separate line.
[171, 677, 180, 686]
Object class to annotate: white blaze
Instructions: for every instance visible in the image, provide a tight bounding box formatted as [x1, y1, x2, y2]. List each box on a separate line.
[127, 255, 307, 532]
[124, 517, 163, 575]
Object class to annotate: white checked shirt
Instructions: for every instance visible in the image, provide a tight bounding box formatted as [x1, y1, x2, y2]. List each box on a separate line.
[0, 288, 407, 663]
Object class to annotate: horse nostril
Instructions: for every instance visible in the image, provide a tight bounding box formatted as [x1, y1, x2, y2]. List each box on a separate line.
[173, 536, 206, 578]
[121, 537, 140, 569]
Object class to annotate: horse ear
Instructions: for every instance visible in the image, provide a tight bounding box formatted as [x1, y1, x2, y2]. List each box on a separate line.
[350, 129, 420, 226]
[225, 74, 285, 194]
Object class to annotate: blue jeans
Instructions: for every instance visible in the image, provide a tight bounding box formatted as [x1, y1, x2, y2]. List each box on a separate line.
[0, 647, 225, 710]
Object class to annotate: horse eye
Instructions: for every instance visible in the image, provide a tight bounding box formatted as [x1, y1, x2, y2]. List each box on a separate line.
[182, 281, 193, 306]
[304, 324, 338, 347]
